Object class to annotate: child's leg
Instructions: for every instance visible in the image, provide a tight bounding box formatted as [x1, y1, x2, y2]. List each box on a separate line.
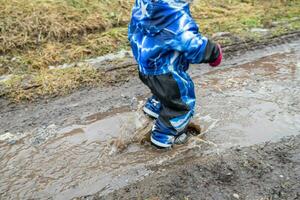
[139, 71, 195, 147]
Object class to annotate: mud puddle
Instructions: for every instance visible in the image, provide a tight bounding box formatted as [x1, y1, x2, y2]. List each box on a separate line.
[1, 41, 300, 199]
[196, 51, 300, 149]
[0, 105, 200, 199]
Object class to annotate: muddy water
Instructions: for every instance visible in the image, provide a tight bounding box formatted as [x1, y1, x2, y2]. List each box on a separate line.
[196, 51, 300, 149]
[1, 42, 300, 199]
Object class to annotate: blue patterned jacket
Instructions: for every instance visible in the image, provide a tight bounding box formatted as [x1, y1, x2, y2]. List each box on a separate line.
[128, 0, 209, 75]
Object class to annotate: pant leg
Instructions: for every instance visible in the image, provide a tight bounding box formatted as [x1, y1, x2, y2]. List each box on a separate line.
[139, 70, 195, 136]
[166, 70, 196, 133]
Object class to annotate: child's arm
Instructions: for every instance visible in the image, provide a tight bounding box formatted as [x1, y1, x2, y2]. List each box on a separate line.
[171, 23, 222, 67]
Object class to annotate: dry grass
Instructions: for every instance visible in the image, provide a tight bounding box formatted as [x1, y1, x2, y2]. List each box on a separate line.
[1, 0, 299, 75]
[1, 66, 101, 101]
[0, 0, 132, 53]
[1, 62, 137, 102]
[0, 0, 299, 102]
[0, 0, 133, 74]
[1, 27, 129, 74]
[192, 0, 300, 34]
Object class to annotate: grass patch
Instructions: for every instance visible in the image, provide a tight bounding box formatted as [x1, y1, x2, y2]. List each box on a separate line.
[0, 0, 299, 102]
[0, 0, 132, 54]
[1, 66, 101, 101]
[1, 63, 137, 102]
[1, 27, 129, 75]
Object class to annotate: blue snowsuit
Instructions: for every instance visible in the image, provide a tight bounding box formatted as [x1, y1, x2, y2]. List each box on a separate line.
[128, 0, 219, 146]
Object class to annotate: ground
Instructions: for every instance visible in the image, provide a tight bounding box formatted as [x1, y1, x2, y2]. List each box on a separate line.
[0, 37, 299, 199]
[1, 1, 300, 199]
[96, 135, 300, 200]
[0, 0, 299, 102]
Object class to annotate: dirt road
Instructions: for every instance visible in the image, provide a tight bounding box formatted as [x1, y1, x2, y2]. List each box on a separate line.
[0, 38, 299, 199]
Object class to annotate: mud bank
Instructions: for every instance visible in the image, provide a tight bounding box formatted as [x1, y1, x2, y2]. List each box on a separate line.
[0, 38, 299, 199]
[92, 135, 300, 200]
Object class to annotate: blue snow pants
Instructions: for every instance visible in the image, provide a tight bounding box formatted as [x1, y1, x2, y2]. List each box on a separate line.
[139, 68, 195, 146]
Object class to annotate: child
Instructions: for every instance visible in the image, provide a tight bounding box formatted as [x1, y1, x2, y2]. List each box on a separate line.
[128, 0, 222, 148]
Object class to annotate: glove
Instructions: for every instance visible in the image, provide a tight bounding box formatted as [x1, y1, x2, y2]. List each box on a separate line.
[209, 44, 223, 67]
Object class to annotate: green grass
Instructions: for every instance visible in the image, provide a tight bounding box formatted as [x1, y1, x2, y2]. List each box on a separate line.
[0, 0, 299, 102]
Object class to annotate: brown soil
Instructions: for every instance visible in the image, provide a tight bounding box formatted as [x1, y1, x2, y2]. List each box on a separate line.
[91, 135, 300, 200]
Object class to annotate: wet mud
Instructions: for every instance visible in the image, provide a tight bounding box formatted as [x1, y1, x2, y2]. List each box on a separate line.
[0, 40, 300, 199]
[98, 135, 300, 200]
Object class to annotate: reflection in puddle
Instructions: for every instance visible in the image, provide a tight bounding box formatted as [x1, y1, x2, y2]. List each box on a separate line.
[1, 43, 300, 199]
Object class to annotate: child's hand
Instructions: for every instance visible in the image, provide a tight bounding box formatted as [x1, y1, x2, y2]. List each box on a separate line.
[209, 44, 223, 67]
